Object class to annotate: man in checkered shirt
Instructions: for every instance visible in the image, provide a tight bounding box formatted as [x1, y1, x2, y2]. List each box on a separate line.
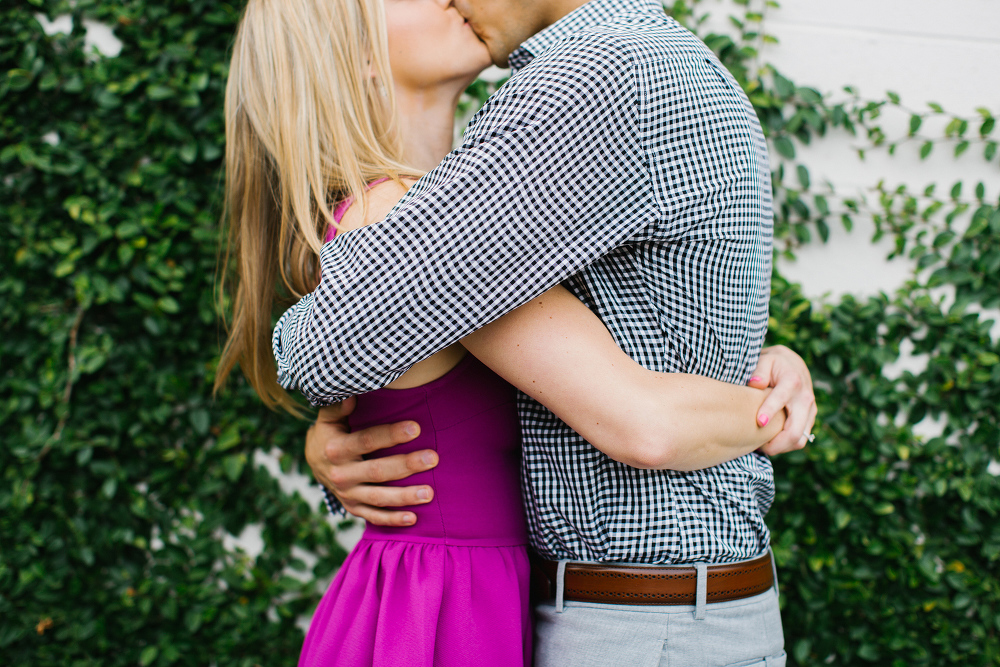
[275, 0, 817, 662]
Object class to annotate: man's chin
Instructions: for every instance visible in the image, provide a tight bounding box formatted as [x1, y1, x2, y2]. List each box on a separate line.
[486, 42, 515, 68]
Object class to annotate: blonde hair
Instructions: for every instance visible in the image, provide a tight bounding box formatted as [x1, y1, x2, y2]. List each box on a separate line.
[215, 0, 416, 414]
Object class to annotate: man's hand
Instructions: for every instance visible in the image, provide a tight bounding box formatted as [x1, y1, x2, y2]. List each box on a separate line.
[305, 398, 438, 526]
[748, 345, 817, 456]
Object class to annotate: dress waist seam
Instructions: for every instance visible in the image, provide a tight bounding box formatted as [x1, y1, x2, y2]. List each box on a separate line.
[359, 534, 528, 548]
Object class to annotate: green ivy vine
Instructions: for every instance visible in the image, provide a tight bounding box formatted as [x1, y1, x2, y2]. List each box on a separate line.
[1, 0, 997, 665]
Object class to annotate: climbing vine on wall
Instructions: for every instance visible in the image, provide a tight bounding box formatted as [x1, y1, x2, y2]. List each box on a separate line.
[661, 1, 999, 664]
[1, 0, 997, 665]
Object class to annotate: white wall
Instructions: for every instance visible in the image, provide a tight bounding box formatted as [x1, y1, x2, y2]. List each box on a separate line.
[743, 0, 1000, 300]
[486, 1, 1000, 301]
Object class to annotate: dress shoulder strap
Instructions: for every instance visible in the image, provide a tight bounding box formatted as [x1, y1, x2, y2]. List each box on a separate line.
[325, 177, 392, 242]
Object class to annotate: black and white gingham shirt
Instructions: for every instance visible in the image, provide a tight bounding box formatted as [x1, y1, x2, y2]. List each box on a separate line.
[274, 0, 775, 564]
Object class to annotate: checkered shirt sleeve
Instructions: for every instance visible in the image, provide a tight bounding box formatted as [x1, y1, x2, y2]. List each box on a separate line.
[273, 39, 647, 406]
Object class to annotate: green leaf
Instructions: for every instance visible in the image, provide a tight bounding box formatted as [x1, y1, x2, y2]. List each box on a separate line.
[189, 409, 210, 435]
[814, 195, 829, 216]
[919, 141, 933, 159]
[178, 144, 197, 163]
[190, 72, 209, 91]
[873, 502, 895, 515]
[146, 85, 174, 100]
[184, 608, 203, 633]
[773, 72, 795, 99]
[908, 114, 922, 136]
[157, 296, 180, 314]
[6, 68, 33, 91]
[832, 478, 853, 496]
[796, 165, 810, 189]
[965, 216, 988, 238]
[797, 87, 823, 105]
[215, 425, 242, 452]
[857, 644, 879, 661]
[139, 646, 159, 666]
[793, 639, 812, 664]
[774, 136, 795, 159]
[222, 454, 247, 482]
[978, 352, 999, 366]
[816, 218, 829, 242]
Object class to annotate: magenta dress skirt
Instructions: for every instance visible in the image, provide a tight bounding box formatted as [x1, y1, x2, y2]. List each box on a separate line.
[298, 354, 532, 666]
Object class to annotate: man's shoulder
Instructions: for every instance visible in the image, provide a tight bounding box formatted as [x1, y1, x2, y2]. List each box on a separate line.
[528, 14, 713, 77]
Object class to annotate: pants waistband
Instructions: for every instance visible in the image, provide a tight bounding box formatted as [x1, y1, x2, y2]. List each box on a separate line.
[530, 550, 776, 615]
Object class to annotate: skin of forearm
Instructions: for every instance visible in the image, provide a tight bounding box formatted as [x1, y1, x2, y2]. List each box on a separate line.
[461, 286, 785, 471]
[618, 370, 786, 470]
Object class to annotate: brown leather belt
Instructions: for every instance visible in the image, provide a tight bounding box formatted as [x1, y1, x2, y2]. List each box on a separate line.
[531, 551, 774, 606]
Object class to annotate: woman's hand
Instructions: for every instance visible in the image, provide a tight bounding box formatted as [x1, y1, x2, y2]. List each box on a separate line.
[748, 345, 817, 456]
[305, 398, 438, 526]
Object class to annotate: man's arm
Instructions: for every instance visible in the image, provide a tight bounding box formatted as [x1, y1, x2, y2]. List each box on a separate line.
[305, 399, 437, 526]
[274, 41, 647, 406]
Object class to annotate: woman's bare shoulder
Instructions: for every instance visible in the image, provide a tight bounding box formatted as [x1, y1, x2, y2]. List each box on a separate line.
[338, 178, 416, 232]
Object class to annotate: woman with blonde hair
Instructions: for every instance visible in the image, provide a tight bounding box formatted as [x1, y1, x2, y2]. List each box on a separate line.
[216, 0, 811, 664]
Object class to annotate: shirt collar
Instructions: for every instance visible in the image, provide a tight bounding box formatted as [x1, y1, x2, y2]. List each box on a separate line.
[507, 0, 664, 71]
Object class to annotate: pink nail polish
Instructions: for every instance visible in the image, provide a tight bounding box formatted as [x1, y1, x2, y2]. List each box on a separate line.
[758, 414, 769, 427]
[750, 376, 763, 384]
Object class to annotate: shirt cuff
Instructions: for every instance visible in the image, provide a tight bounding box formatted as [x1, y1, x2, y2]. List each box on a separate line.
[273, 292, 312, 392]
[322, 486, 348, 517]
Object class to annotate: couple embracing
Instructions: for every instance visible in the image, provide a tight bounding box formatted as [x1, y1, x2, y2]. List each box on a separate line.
[216, 0, 817, 664]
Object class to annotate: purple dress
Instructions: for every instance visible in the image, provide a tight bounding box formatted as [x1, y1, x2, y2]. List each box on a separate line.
[298, 192, 532, 666]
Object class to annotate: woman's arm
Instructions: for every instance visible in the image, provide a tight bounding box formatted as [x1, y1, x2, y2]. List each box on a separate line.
[462, 286, 785, 471]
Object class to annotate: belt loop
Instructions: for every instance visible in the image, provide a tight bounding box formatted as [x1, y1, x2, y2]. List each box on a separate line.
[694, 562, 708, 620]
[555, 560, 568, 613]
[768, 547, 779, 599]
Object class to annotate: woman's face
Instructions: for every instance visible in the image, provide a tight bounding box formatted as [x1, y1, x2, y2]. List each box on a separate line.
[384, 0, 493, 92]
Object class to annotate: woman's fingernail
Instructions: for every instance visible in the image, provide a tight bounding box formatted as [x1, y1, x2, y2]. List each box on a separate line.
[750, 376, 763, 384]
[421, 452, 436, 467]
[405, 423, 419, 437]
[402, 515, 415, 525]
[758, 414, 770, 427]
[416, 489, 431, 501]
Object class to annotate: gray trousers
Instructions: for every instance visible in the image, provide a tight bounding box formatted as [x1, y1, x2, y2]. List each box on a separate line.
[534, 563, 785, 667]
